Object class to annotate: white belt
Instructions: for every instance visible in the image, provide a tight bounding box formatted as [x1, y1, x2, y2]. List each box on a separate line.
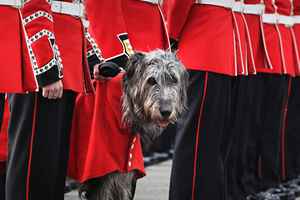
[0, 0, 22, 8]
[232, 2, 265, 15]
[51, 1, 84, 18]
[196, 0, 266, 15]
[196, 0, 234, 9]
[295, 16, 300, 24]
[140, 0, 161, 4]
[262, 14, 295, 27]
[232, 1, 244, 12]
[243, 4, 265, 15]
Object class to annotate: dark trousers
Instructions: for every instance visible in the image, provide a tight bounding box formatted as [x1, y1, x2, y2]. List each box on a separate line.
[0, 94, 4, 131]
[286, 77, 300, 180]
[259, 75, 291, 187]
[234, 74, 290, 194]
[169, 70, 233, 200]
[0, 172, 5, 200]
[151, 124, 176, 153]
[0, 94, 5, 200]
[226, 75, 265, 200]
[6, 91, 75, 200]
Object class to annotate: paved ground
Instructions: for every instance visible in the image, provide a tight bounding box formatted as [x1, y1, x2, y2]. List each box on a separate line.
[64, 160, 300, 200]
[64, 160, 172, 200]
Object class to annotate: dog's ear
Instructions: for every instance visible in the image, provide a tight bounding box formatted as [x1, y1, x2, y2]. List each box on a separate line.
[174, 53, 189, 111]
[180, 69, 189, 110]
[125, 52, 146, 80]
[122, 52, 146, 122]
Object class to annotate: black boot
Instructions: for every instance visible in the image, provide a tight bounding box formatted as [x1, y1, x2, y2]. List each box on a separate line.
[0, 173, 5, 200]
[250, 192, 281, 200]
[268, 187, 296, 200]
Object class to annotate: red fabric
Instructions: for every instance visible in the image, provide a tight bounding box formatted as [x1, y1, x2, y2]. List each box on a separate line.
[232, 10, 249, 75]
[0, 6, 24, 92]
[295, 0, 300, 15]
[123, 0, 170, 51]
[259, 0, 297, 75]
[68, 74, 145, 183]
[86, 0, 169, 60]
[244, 0, 268, 71]
[168, 0, 258, 75]
[168, 0, 299, 76]
[21, 0, 93, 92]
[22, 0, 61, 89]
[22, 26, 38, 92]
[260, 23, 286, 73]
[175, 4, 236, 75]
[293, 0, 300, 74]
[294, 26, 300, 73]
[86, 0, 129, 60]
[231, 0, 258, 75]
[166, 0, 194, 40]
[276, 0, 292, 15]
[0, 99, 9, 163]
[168, 0, 254, 75]
[161, 0, 171, 20]
[22, 0, 55, 71]
[53, 13, 93, 93]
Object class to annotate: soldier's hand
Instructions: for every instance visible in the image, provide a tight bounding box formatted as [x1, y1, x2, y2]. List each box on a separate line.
[42, 80, 63, 99]
[93, 64, 111, 81]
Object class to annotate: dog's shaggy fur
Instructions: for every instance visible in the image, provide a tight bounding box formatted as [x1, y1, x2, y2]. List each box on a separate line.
[79, 50, 188, 200]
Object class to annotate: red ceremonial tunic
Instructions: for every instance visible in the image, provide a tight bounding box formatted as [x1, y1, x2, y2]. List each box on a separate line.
[68, 74, 145, 183]
[86, 0, 133, 65]
[294, 0, 300, 74]
[53, 0, 95, 93]
[86, 0, 169, 65]
[21, 0, 63, 91]
[0, 6, 24, 92]
[21, 0, 94, 93]
[53, 12, 93, 93]
[168, 0, 240, 76]
[260, 0, 297, 75]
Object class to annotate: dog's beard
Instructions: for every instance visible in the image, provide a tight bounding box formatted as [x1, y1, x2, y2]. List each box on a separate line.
[144, 103, 172, 129]
[122, 82, 185, 146]
[143, 100, 168, 127]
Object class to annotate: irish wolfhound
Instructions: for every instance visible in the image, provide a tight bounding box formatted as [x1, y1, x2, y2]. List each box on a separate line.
[79, 49, 188, 200]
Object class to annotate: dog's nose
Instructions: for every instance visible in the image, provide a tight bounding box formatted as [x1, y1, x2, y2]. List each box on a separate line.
[160, 109, 171, 118]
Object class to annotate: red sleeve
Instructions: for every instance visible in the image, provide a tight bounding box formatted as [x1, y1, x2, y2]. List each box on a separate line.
[21, 0, 63, 87]
[84, 22, 104, 69]
[166, 0, 194, 40]
[86, 0, 134, 68]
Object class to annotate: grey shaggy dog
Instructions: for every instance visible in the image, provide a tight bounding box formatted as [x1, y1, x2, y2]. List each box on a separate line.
[79, 49, 188, 200]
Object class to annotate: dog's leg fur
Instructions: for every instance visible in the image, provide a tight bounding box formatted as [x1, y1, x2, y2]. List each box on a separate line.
[79, 171, 137, 200]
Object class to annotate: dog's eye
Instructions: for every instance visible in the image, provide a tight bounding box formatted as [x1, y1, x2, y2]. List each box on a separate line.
[147, 77, 157, 86]
[170, 76, 178, 84]
[166, 74, 178, 84]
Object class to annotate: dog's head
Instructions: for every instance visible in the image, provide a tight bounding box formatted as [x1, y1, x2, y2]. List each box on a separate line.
[122, 49, 188, 132]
